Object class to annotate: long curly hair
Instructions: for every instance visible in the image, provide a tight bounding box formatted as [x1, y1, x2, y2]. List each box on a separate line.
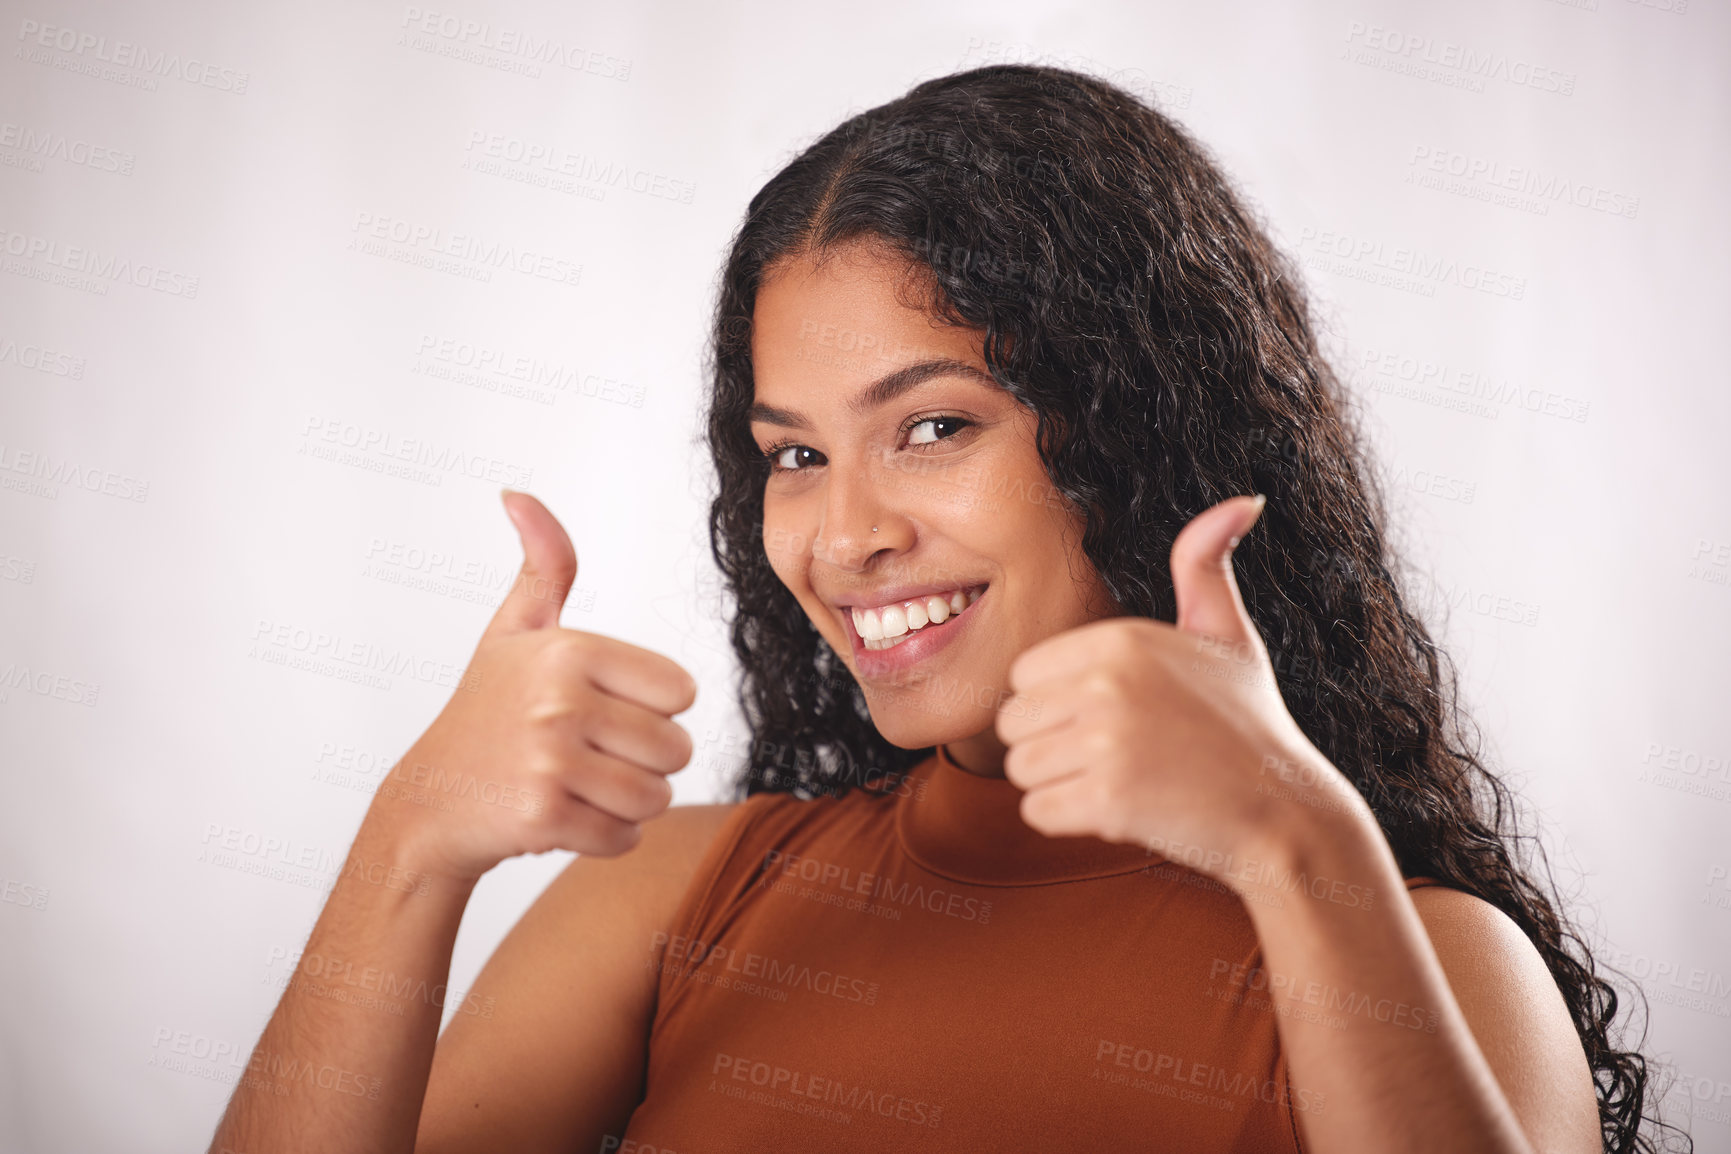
[702, 64, 1681, 1153]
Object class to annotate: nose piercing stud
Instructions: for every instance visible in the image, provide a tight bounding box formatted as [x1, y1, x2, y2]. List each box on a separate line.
[872, 526, 878, 532]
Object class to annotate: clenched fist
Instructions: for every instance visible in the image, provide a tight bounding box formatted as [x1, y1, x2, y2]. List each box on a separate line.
[369, 490, 698, 881]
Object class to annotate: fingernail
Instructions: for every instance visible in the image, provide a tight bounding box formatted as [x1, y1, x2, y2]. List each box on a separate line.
[1229, 495, 1267, 551]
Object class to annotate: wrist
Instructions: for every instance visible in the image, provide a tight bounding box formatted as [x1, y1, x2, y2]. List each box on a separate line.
[1227, 754, 1395, 914]
[354, 797, 486, 897]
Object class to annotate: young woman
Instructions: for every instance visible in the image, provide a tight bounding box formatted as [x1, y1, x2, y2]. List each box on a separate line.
[210, 65, 1675, 1153]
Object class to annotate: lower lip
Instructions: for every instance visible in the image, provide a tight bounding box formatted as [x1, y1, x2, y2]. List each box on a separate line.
[846, 589, 986, 679]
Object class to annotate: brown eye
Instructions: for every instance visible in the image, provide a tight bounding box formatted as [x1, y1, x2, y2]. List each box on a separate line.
[907, 416, 972, 445]
[765, 444, 825, 472]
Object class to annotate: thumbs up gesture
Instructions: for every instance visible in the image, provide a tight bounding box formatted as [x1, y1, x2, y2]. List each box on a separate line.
[996, 496, 1359, 887]
[371, 491, 699, 881]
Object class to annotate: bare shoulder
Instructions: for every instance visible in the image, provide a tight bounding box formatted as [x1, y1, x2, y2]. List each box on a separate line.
[1408, 885, 1603, 1154]
[563, 800, 744, 895]
[416, 802, 742, 1154]
[515, 800, 745, 953]
[1407, 886, 1569, 1014]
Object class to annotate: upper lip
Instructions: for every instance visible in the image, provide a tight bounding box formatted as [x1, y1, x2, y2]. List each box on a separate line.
[826, 581, 987, 611]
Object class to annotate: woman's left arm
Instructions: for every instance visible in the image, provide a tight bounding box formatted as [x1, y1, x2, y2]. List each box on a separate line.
[1228, 779, 1602, 1153]
[997, 496, 1602, 1154]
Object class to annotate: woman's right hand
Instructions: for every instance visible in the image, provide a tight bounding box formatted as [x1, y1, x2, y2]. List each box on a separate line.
[367, 490, 699, 881]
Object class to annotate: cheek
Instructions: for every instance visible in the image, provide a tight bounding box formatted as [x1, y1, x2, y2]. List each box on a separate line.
[759, 498, 811, 588]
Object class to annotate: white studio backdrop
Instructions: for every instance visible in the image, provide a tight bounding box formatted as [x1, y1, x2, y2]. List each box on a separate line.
[0, 1, 1726, 1150]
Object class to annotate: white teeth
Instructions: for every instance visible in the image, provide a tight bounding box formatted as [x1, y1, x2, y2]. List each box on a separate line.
[851, 585, 983, 650]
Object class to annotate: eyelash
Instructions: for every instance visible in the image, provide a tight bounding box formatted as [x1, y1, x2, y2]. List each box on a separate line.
[760, 414, 974, 474]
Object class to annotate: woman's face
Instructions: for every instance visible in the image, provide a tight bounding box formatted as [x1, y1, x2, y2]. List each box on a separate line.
[750, 239, 1122, 764]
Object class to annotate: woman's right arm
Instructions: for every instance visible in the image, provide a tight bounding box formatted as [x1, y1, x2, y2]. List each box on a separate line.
[415, 800, 741, 1153]
[208, 491, 705, 1154]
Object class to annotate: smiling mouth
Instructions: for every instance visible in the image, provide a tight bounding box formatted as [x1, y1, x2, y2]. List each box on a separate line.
[850, 585, 986, 651]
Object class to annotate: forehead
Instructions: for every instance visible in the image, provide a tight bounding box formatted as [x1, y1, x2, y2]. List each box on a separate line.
[751, 242, 985, 402]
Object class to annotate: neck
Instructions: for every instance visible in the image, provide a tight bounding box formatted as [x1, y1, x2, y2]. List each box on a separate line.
[941, 729, 1010, 779]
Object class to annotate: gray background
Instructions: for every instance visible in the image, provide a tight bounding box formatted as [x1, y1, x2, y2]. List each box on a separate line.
[1, 0, 1727, 1150]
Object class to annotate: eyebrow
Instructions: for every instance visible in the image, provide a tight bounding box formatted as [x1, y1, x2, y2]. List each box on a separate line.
[748, 358, 998, 431]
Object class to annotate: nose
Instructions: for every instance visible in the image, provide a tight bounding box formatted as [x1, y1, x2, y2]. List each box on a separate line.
[812, 459, 906, 572]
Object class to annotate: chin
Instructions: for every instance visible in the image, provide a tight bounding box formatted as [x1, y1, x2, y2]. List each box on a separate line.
[861, 694, 995, 750]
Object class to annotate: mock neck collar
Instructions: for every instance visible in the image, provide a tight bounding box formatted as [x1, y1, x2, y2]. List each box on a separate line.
[895, 744, 1156, 887]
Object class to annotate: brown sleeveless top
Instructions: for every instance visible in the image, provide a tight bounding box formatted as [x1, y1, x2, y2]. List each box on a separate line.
[619, 745, 1443, 1152]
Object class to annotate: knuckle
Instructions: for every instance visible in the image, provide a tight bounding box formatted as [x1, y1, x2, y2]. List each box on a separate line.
[525, 691, 581, 728]
[644, 773, 675, 814]
[521, 746, 565, 785]
[671, 670, 698, 711]
[1103, 669, 1136, 703]
[1083, 721, 1115, 763]
[666, 724, 694, 769]
[1092, 779, 1125, 836]
[580, 806, 640, 856]
[1105, 625, 1140, 659]
[540, 629, 590, 669]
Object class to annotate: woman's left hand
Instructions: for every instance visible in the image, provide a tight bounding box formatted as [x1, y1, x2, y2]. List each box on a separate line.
[996, 495, 1368, 891]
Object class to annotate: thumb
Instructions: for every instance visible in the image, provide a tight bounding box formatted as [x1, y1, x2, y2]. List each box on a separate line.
[487, 489, 577, 635]
[1171, 494, 1266, 643]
